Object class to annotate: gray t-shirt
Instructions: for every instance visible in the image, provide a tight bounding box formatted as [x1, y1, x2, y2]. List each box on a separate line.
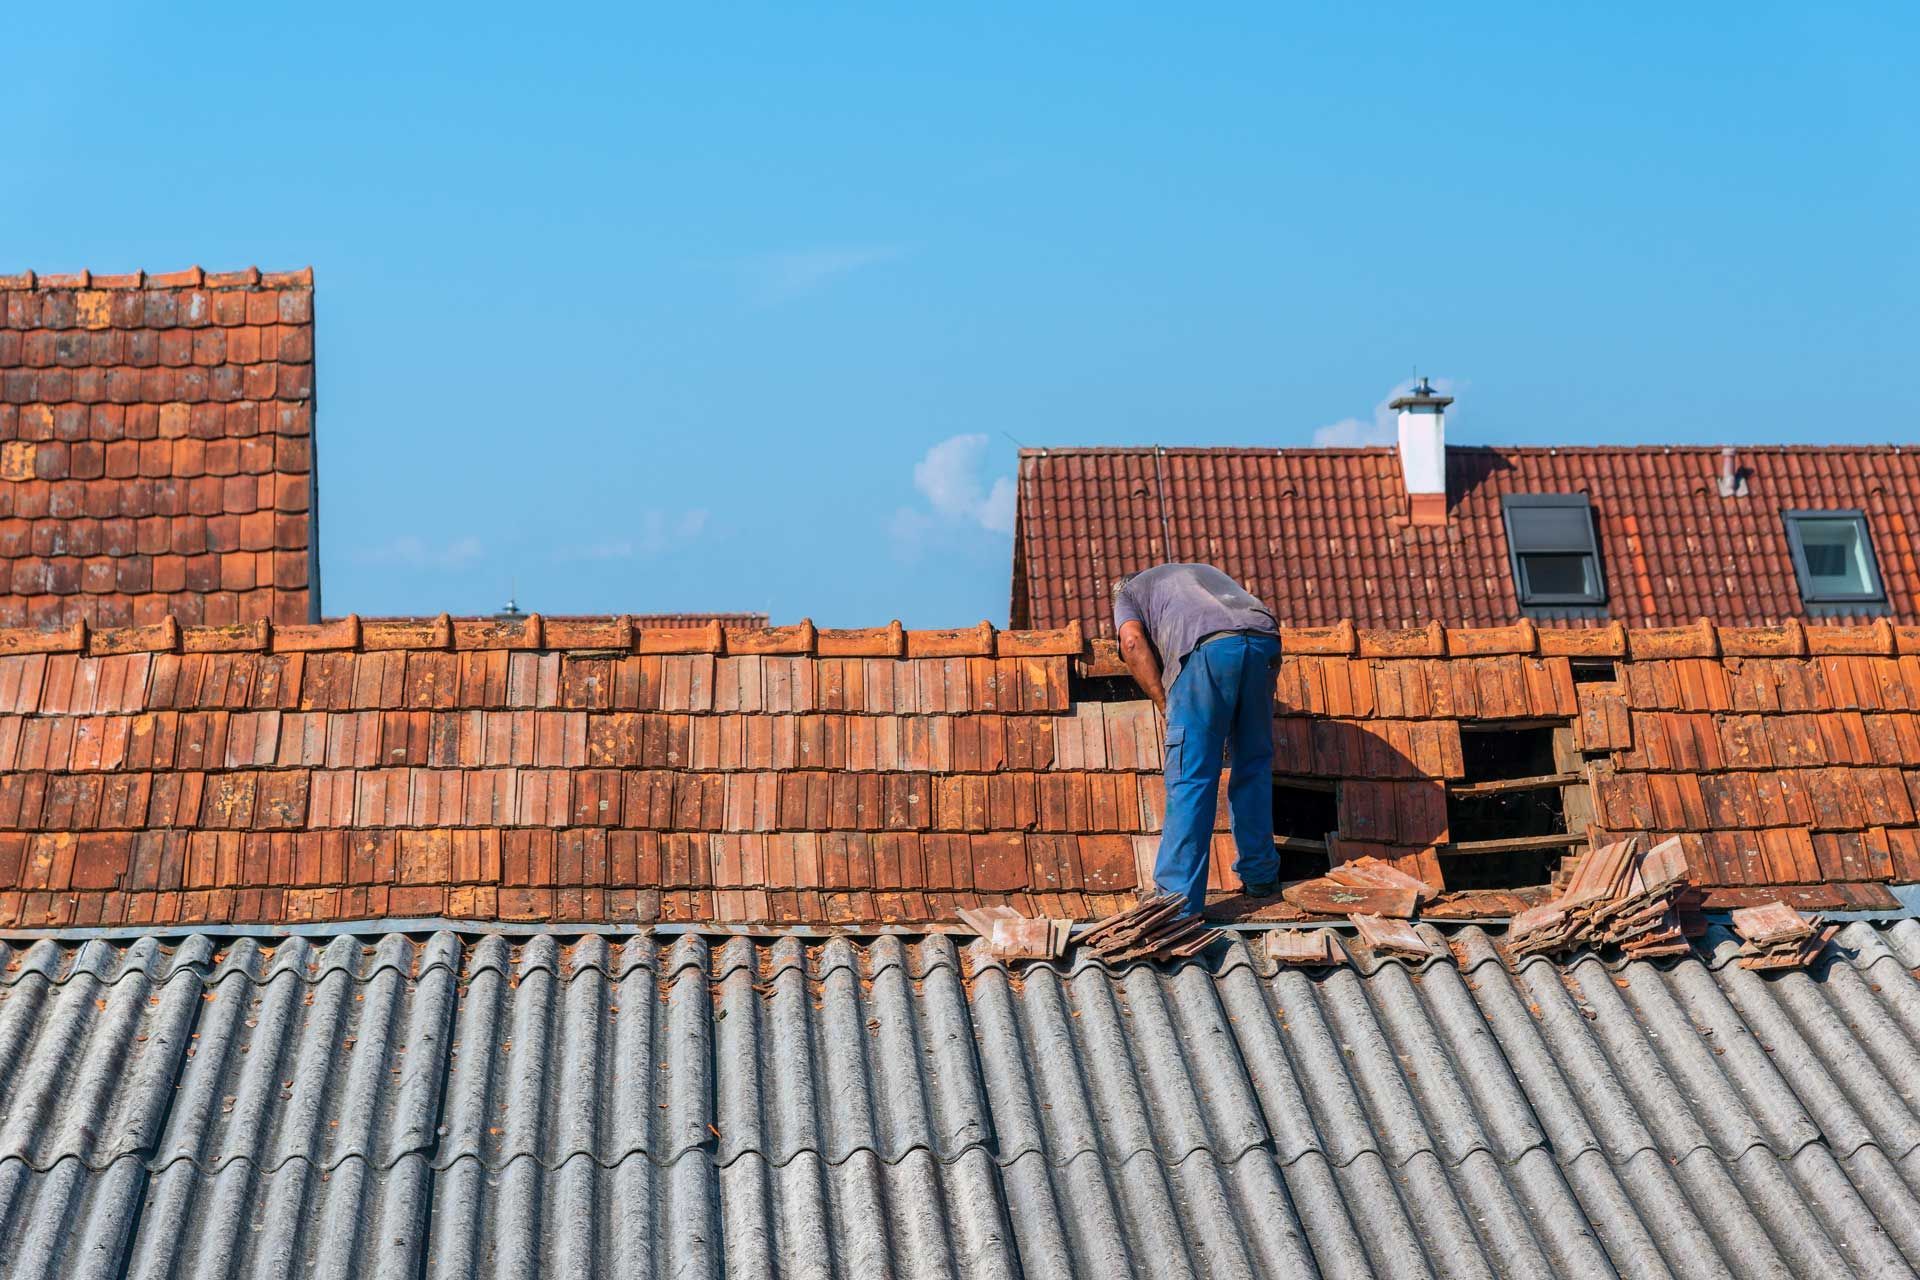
[1113, 563, 1277, 691]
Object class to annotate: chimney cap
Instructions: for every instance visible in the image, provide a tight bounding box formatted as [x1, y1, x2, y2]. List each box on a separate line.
[1389, 375, 1453, 411]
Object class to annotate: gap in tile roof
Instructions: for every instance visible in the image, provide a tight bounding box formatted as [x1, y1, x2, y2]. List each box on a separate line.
[1440, 845, 1570, 891]
[1273, 778, 1337, 882]
[1444, 722, 1579, 891]
[1449, 784, 1567, 843]
[1459, 723, 1561, 782]
[1069, 670, 1147, 703]
[1569, 659, 1620, 684]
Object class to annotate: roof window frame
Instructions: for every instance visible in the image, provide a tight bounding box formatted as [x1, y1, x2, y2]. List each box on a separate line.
[1500, 493, 1607, 608]
[1783, 509, 1888, 609]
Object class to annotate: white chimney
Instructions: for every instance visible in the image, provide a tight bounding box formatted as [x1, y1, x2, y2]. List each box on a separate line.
[1717, 446, 1747, 497]
[1390, 376, 1453, 526]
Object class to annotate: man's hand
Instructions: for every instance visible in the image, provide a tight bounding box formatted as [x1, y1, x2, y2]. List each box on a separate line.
[1116, 620, 1168, 710]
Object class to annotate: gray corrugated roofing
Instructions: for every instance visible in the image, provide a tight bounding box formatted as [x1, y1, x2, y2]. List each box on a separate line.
[3, 922, 1920, 1279]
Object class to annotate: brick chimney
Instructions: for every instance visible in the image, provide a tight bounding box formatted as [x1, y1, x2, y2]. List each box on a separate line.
[1390, 377, 1453, 526]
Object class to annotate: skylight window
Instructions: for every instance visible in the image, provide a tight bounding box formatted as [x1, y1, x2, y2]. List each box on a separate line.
[1501, 494, 1606, 608]
[1784, 511, 1886, 609]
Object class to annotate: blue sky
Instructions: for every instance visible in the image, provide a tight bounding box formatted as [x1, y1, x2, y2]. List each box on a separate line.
[5, 4, 1914, 626]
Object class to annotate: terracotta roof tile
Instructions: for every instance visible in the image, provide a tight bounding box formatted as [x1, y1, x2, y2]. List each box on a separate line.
[0, 268, 317, 630]
[1, 616, 1919, 930]
[1014, 444, 1920, 631]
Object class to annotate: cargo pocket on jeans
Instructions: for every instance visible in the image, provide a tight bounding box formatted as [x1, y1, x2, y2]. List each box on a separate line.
[1163, 724, 1184, 775]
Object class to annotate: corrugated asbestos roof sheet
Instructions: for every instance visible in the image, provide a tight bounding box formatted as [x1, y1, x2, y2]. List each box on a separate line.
[5, 922, 1920, 1278]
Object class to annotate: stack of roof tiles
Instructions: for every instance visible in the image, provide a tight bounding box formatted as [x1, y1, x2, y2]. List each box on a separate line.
[1731, 900, 1839, 970]
[0, 268, 318, 630]
[0, 612, 1917, 929]
[1503, 836, 1696, 960]
[1013, 444, 1920, 631]
[1078, 892, 1215, 961]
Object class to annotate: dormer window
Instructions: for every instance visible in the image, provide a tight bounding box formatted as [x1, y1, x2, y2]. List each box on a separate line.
[1501, 494, 1606, 608]
[1784, 510, 1887, 612]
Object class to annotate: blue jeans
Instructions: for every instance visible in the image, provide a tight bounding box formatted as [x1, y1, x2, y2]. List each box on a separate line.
[1156, 632, 1280, 914]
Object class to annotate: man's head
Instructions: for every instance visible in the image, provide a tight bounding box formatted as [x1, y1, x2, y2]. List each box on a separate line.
[1110, 574, 1134, 603]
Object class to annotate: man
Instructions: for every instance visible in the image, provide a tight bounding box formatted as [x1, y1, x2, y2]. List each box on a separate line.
[1113, 563, 1281, 915]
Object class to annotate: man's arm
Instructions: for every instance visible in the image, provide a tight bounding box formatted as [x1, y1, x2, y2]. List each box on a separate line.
[1117, 620, 1168, 710]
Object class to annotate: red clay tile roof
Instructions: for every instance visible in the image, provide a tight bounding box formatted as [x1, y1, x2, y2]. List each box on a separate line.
[0, 268, 318, 631]
[0, 613, 1914, 931]
[1012, 445, 1920, 633]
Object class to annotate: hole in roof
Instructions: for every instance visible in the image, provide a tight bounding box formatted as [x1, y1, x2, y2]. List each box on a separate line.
[1273, 779, 1336, 882]
[1069, 672, 1146, 704]
[1569, 659, 1618, 684]
[1460, 725, 1559, 782]
[1449, 785, 1566, 843]
[1445, 723, 1574, 890]
[1439, 847, 1569, 892]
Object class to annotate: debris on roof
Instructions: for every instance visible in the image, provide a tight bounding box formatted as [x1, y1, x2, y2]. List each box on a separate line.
[1265, 926, 1344, 966]
[1504, 835, 1703, 960]
[1348, 911, 1444, 959]
[1283, 877, 1420, 917]
[1079, 892, 1215, 961]
[1284, 854, 1434, 918]
[957, 903, 1071, 959]
[1731, 900, 1840, 969]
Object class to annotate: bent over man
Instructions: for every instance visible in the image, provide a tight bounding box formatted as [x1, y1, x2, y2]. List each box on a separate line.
[1113, 563, 1281, 915]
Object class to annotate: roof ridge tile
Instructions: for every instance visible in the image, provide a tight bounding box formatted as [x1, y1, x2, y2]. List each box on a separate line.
[1, 614, 1914, 660]
[1, 266, 312, 290]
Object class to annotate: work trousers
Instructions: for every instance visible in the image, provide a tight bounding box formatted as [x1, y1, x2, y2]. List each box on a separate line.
[1155, 632, 1281, 915]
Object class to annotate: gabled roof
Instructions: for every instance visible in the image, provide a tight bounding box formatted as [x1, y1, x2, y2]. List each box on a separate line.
[1, 613, 1917, 931]
[0, 268, 318, 630]
[1012, 445, 1920, 633]
[4, 920, 1919, 1277]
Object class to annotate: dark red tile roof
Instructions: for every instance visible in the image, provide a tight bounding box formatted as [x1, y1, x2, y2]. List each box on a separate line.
[0, 268, 317, 631]
[0, 612, 1914, 930]
[1012, 445, 1920, 633]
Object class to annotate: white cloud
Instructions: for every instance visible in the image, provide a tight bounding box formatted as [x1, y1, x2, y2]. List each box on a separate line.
[1311, 376, 1463, 447]
[356, 535, 484, 570]
[978, 476, 1016, 535]
[747, 245, 906, 305]
[1311, 415, 1391, 447]
[911, 434, 1017, 535]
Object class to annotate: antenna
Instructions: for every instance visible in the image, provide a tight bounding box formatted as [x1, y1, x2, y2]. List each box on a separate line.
[496, 577, 525, 620]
